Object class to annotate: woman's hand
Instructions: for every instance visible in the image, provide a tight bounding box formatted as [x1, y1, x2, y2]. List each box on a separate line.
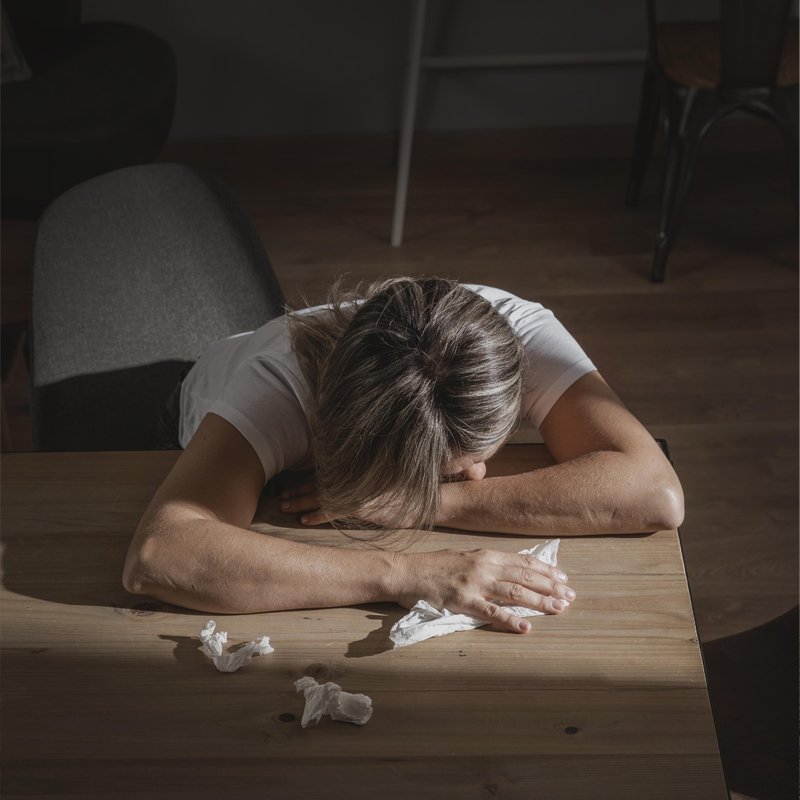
[278, 472, 319, 518]
[280, 480, 417, 528]
[278, 474, 351, 526]
[389, 547, 576, 633]
[280, 464, 488, 528]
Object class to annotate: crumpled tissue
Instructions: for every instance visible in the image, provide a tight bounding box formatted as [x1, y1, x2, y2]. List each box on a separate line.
[294, 676, 373, 727]
[389, 538, 561, 648]
[198, 620, 274, 672]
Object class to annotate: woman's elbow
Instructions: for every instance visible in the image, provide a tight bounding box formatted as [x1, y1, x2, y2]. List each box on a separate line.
[122, 535, 162, 596]
[122, 560, 144, 596]
[615, 463, 684, 533]
[653, 486, 684, 530]
[646, 473, 685, 531]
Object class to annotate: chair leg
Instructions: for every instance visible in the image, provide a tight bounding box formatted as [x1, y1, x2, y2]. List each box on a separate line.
[651, 89, 709, 282]
[651, 110, 683, 282]
[626, 64, 661, 207]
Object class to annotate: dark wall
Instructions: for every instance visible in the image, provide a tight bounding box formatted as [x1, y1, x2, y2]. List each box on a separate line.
[83, 0, 715, 137]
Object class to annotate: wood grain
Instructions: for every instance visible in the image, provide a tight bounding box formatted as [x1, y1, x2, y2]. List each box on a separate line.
[0, 450, 727, 799]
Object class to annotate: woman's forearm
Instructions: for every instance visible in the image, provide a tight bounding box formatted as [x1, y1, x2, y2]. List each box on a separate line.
[123, 505, 397, 613]
[437, 450, 684, 536]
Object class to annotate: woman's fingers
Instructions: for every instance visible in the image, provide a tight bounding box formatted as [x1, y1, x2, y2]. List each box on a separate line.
[516, 552, 569, 583]
[298, 509, 336, 526]
[492, 581, 570, 613]
[467, 574, 574, 636]
[469, 550, 576, 624]
[277, 487, 334, 525]
[280, 493, 320, 513]
[508, 564, 576, 602]
[470, 600, 532, 633]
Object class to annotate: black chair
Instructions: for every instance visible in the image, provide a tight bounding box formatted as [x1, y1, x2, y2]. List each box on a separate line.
[1, 0, 177, 220]
[626, 0, 798, 282]
[31, 164, 285, 451]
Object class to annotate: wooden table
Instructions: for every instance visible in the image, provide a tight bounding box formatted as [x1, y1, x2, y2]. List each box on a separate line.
[1, 448, 728, 799]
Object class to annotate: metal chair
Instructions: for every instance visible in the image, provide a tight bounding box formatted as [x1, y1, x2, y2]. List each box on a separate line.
[626, 0, 798, 282]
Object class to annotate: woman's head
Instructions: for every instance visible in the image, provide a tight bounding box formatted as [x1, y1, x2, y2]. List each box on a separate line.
[290, 277, 524, 530]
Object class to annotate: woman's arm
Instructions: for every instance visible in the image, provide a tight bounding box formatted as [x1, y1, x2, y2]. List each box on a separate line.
[122, 413, 573, 629]
[123, 413, 397, 613]
[436, 371, 684, 535]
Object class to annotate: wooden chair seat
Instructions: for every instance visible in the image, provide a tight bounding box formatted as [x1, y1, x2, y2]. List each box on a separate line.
[628, 2, 797, 281]
[658, 21, 799, 89]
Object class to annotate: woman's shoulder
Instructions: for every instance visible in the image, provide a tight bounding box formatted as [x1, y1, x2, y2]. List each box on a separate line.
[462, 283, 548, 319]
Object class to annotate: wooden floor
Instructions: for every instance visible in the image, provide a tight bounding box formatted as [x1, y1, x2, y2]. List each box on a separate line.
[2, 124, 797, 643]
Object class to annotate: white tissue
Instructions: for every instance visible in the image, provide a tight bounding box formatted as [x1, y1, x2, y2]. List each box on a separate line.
[198, 620, 274, 672]
[294, 676, 373, 727]
[389, 538, 560, 648]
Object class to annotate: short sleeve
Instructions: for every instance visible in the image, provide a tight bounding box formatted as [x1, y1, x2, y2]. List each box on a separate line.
[515, 308, 596, 427]
[207, 358, 311, 482]
[467, 286, 596, 428]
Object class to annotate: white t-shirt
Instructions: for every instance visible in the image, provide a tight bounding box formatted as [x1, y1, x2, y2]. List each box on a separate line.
[179, 284, 596, 482]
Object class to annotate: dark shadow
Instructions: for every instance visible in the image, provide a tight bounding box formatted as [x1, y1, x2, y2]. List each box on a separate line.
[344, 605, 404, 658]
[150, 601, 406, 664]
[342, 604, 580, 659]
[702, 607, 799, 800]
[33, 360, 194, 451]
[117, 598, 199, 617]
[159, 632, 268, 672]
[159, 634, 206, 669]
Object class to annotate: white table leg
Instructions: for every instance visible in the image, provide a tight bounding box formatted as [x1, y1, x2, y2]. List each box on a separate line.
[391, 0, 427, 247]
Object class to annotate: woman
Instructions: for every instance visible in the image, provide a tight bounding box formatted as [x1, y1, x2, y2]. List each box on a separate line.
[123, 278, 683, 634]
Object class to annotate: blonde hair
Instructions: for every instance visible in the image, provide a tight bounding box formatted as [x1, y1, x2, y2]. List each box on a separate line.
[289, 277, 523, 530]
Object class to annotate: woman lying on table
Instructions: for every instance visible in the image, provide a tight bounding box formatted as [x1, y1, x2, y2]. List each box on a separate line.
[123, 278, 683, 633]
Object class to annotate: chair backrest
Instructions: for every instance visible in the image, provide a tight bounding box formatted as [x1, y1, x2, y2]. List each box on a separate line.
[647, 0, 795, 89]
[32, 163, 286, 451]
[719, 0, 793, 88]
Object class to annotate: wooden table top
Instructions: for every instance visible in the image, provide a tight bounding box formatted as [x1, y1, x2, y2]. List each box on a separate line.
[0, 448, 728, 799]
